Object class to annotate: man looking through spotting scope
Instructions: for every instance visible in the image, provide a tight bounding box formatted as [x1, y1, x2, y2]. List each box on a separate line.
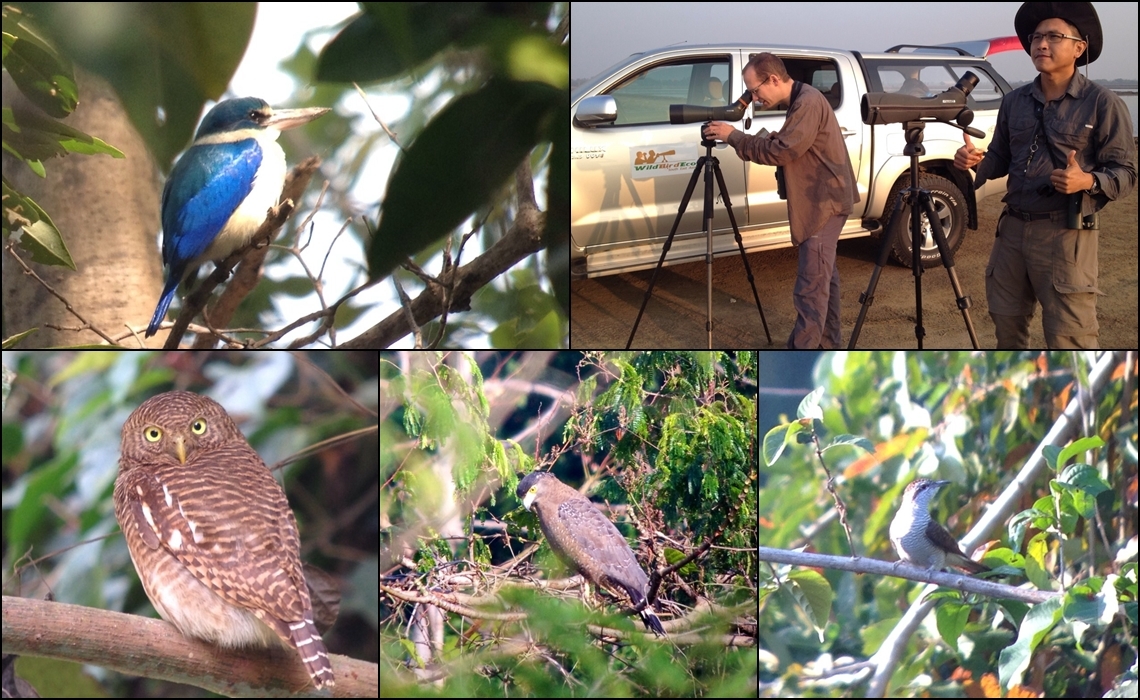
[704, 53, 858, 349]
[953, 2, 1135, 349]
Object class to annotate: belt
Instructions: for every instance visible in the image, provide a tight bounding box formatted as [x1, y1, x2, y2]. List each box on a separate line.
[1005, 206, 1063, 222]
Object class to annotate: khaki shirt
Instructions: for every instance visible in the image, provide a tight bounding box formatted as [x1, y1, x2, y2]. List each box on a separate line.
[726, 82, 859, 244]
[974, 71, 1136, 213]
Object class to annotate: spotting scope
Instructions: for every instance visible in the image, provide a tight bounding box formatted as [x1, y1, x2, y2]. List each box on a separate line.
[861, 72, 979, 126]
[669, 91, 753, 124]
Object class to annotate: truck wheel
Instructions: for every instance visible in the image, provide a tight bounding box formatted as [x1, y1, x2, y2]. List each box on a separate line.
[883, 174, 968, 269]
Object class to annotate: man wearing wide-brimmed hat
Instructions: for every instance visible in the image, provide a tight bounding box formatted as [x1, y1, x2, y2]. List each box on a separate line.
[954, 2, 1135, 349]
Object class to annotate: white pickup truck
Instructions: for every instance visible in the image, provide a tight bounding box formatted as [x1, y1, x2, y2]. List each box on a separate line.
[571, 43, 1014, 278]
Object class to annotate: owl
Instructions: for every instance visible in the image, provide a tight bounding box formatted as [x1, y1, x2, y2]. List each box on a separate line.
[114, 391, 334, 690]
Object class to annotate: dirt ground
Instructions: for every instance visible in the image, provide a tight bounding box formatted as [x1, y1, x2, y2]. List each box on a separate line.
[571, 184, 1137, 349]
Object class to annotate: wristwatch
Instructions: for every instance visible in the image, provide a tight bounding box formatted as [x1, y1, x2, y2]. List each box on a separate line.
[1086, 175, 1100, 195]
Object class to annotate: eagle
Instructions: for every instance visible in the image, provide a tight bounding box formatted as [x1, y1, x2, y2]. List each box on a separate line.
[516, 471, 666, 637]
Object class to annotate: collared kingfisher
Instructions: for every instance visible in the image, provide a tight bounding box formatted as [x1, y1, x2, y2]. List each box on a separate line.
[145, 97, 330, 338]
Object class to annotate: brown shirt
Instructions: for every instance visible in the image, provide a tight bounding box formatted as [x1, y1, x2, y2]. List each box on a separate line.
[974, 71, 1137, 213]
[726, 82, 859, 244]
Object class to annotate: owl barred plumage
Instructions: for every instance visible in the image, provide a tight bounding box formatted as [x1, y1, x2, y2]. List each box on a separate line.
[114, 391, 334, 690]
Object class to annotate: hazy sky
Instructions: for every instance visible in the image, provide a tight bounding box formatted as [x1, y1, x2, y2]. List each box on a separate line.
[572, 2, 1138, 85]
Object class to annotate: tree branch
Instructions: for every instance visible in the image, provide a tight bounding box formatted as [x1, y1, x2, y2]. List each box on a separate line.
[1, 596, 375, 697]
[758, 547, 1054, 603]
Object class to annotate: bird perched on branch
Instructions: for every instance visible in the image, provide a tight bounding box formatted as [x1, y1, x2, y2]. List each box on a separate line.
[889, 478, 990, 575]
[115, 391, 334, 689]
[516, 471, 666, 637]
[145, 98, 329, 338]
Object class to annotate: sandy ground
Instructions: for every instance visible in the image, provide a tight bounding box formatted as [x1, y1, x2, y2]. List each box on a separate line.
[571, 184, 1137, 349]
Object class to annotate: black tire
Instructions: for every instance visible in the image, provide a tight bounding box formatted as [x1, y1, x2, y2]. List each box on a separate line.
[883, 173, 968, 269]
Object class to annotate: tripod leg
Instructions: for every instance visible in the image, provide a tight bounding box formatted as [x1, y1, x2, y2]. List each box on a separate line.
[710, 158, 772, 344]
[910, 187, 925, 349]
[704, 152, 715, 349]
[848, 189, 906, 348]
[919, 195, 980, 349]
[626, 156, 707, 349]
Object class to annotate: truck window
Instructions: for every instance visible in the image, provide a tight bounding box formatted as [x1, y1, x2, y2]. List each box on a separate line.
[875, 64, 952, 97]
[865, 63, 1003, 106]
[605, 58, 731, 126]
[750, 57, 843, 111]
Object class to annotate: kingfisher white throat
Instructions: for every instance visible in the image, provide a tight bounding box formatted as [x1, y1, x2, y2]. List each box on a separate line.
[889, 479, 989, 574]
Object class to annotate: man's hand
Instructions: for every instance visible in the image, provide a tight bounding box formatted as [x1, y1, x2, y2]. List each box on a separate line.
[703, 121, 736, 142]
[953, 133, 985, 171]
[1050, 150, 1095, 194]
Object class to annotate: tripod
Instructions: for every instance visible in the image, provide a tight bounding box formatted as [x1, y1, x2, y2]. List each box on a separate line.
[848, 121, 979, 349]
[626, 134, 771, 349]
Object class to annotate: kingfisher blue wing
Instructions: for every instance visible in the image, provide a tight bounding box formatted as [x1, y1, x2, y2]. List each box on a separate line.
[145, 140, 261, 338]
[160, 139, 262, 274]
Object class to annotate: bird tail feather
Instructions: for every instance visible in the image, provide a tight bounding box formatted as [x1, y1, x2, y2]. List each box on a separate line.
[640, 609, 666, 637]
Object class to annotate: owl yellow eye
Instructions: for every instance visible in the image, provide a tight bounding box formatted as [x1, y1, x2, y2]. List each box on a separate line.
[144, 427, 162, 442]
[191, 419, 207, 435]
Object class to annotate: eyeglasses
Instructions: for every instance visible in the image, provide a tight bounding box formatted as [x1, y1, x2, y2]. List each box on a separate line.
[1028, 31, 1084, 45]
[747, 76, 771, 97]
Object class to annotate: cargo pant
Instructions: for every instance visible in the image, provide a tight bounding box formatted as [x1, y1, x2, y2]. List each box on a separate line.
[788, 213, 846, 349]
[985, 209, 1100, 349]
